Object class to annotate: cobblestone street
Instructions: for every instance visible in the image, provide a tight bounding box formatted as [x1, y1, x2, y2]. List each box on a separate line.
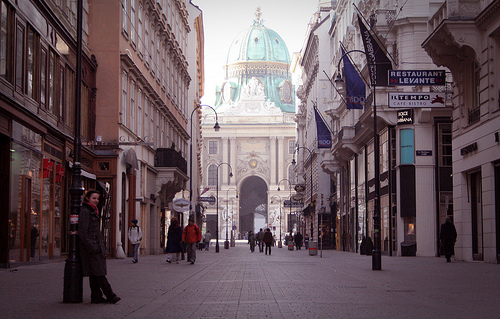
[1, 242, 498, 318]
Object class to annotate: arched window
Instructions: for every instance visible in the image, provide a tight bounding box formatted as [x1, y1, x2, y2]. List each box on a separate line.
[208, 165, 217, 186]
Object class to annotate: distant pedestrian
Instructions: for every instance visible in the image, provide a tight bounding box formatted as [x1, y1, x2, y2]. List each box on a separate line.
[257, 228, 265, 253]
[165, 217, 183, 264]
[248, 231, 256, 252]
[203, 230, 212, 251]
[262, 228, 273, 255]
[79, 189, 120, 304]
[294, 232, 303, 250]
[182, 216, 202, 264]
[440, 216, 457, 262]
[128, 219, 142, 263]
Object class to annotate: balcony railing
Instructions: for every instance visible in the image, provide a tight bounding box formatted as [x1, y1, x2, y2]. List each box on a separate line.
[155, 148, 187, 174]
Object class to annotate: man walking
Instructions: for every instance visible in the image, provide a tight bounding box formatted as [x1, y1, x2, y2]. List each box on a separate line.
[203, 230, 212, 251]
[182, 216, 202, 264]
[256, 228, 265, 253]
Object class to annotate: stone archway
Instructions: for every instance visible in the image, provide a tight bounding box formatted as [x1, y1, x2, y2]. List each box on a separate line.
[239, 176, 268, 234]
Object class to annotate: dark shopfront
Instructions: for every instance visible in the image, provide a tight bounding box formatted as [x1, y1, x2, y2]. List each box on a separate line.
[0, 119, 107, 267]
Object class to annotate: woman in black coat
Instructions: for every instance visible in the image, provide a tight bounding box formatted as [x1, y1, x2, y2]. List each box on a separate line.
[165, 217, 183, 263]
[79, 189, 120, 304]
[440, 217, 457, 262]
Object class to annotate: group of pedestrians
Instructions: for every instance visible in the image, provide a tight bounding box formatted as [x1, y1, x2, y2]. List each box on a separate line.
[285, 232, 304, 250]
[248, 228, 274, 255]
[165, 216, 203, 264]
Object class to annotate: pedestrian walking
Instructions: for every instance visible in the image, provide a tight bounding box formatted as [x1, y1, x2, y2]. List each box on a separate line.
[294, 232, 303, 250]
[182, 216, 202, 264]
[262, 228, 273, 255]
[256, 228, 265, 253]
[203, 230, 212, 251]
[128, 219, 142, 263]
[165, 217, 183, 263]
[79, 189, 120, 304]
[247, 231, 256, 252]
[440, 216, 457, 262]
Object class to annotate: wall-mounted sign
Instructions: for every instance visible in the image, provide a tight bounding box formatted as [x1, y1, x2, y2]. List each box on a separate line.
[397, 109, 414, 125]
[416, 150, 433, 156]
[460, 142, 478, 156]
[389, 92, 445, 108]
[389, 70, 446, 86]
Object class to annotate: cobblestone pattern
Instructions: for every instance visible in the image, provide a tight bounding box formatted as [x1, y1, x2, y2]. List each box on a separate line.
[1, 243, 498, 318]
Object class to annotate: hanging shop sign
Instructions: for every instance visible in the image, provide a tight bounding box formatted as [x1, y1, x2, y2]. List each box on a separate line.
[294, 184, 306, 192]
[397, 109, 414, 125]
[388, 70, 446, 86]
[389, 92, 445, 108]
[198, 196, 216, 203]
[172, 198, 190, 212]
[284, 200, 303, 208]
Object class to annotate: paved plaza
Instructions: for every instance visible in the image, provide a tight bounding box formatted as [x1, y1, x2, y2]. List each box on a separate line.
[1, 242, 498, 318]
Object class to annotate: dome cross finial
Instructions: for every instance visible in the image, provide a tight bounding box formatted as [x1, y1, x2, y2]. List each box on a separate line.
[254, 7, 263, 25]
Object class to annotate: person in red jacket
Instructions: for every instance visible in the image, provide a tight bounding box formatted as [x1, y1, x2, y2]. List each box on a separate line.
[182, 216, 202, 264]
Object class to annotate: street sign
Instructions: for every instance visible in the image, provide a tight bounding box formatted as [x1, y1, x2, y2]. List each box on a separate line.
[389, 92, 445, 108]
[388, 70, 446, 86]
[198, 196, 216, 203]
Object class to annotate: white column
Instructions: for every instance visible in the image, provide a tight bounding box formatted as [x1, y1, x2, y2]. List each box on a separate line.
[229, 137, 236, 186]
[278, 137, 284, 184]
[270, 136, 277, 185]
[222, 137, 229, 184]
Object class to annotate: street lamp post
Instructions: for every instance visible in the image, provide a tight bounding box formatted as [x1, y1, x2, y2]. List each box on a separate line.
[278, 178, 293, 245]
[63, 0, 84, 303]
[270, 194, 283, 248]
[292, 147, 315, 244]
[225, 187, 238, 249]
[216, 162, 233, 252]
[190, 105, 220, 225]
[335, 49, 382, 270]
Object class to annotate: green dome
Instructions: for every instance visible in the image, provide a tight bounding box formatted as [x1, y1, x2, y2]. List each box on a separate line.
[226, 20, 290, 64]
[216, 9, 295, 114]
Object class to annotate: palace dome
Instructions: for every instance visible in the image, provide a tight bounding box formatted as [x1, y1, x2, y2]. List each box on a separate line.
[226, 17, 290, 65]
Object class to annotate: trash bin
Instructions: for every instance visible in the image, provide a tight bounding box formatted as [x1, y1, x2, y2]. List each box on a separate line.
[278, 241, 282, 248]
[401, 241, 416, 256]
[288, 241, 294, 251]
[309, 241, 318, 256]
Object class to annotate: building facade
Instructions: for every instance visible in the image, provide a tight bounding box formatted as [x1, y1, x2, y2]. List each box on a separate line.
[89, 0, 200, 257]
[201, 9, 296, 242]
[0, 0, 97, 267]
[295, 3, 337, 249]
[303, 0, 455, 258]
[422, 0, 500, 263]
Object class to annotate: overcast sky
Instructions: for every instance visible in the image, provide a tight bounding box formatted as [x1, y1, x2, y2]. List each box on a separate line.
[194, 0, 321, 106]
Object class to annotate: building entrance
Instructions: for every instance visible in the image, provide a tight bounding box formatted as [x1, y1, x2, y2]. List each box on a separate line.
[239, 176, 267, 234]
